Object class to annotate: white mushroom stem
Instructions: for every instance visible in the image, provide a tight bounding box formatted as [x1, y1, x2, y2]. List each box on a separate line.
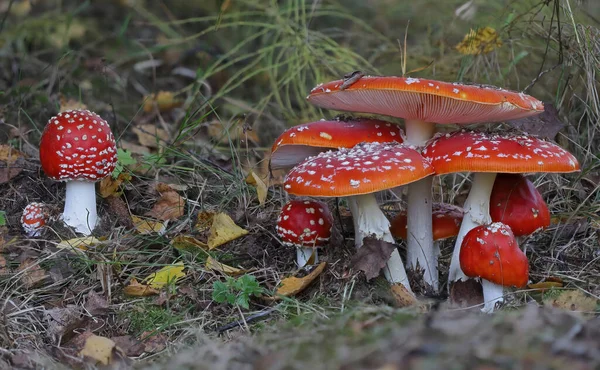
[348, 193, 412, 293]
[480, 279, 504, 314]
[404, 120, 437, 290]
[62, 180, 98, 235]
[448, 172, 497, 283]
[297, 248, 317, 267]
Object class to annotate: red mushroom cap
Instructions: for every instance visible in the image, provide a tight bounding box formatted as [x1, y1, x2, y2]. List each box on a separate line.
[490, 174, 551, 236]
[284, 142, 434, 197]
[270, 118, 404, 171]
[39, 110, 118, 182]
[276, 199, 333, 248]
[422, 130, 580, 175]
[390, 203, 464, 240]
[308, 76, 544, 124]
[459, 222, 529, 288]
[21, 202, 48, 235]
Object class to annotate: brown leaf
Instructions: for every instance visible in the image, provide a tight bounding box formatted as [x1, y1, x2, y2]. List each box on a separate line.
[17, 258, 48, 289]
[84, 290, 109, 316]
[133, 124, 170, 148]
[507, 103, 565, 139]
[99, 172, 131, 198]
[194, 211, 216, 232]
[140, 331, 167, 354]
[0, 255, 8, 276]
[528, 280, 564, 292]
[59, 96, 88, 112]
[142, 91, 183, 113]
[350, 237, 398, 281]
[449, 279, 484, 308]
[123, 278, 159, 297]
[273, 262, 326, 298]
[45, 306, 85, 344]
[106, 195, 134, 229]
[145, 186, 185, 221]
[0, 144, 25, 184]
[390, 283, 418, 308]
[111, 335, 145, 357]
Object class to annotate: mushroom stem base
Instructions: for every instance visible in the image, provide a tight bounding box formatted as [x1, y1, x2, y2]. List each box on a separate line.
[296, 248, 317, 267]
[348, 193, 412, 293]
[481, 279, 504, 313]
[63, 180, 98, 235]
[449, 172, 497, 284]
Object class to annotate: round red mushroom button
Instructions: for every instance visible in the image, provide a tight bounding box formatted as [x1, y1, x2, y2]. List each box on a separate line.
[459, 222, 529, 288]
[21, 202, 48, 236]
[276, 199, 333, 248]
[39, 109, 118, 181]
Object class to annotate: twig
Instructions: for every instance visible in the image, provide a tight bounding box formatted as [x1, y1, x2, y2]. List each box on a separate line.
[523, 63, 561, 93]
[216, 308, 274, 334]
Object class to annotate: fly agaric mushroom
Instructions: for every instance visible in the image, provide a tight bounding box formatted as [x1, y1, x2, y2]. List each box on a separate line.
[422, 130, 579, 288]
[460, 222, 529, 313]
[270, 117, 404, 172]
[390, 203, 463, 279]
[308, 76, 544, 291]
[39, 109, 118, 235]
[21, 202, 49, 237]
[276, 199, 334, 267]
[284, 142, 434, 292]
[490, 173, 550, 237]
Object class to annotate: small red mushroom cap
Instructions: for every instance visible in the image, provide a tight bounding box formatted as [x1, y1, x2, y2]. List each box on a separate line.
[423, 130, 580, 175]
[284, 142, 434, 197]
[460, 222, 529, 288]
[308, 76, 544, 124]
[39, 110, 118, 182]
[21, 202, 49, 236]
[276, 199, 333, 248]
[490, 174, 551, 236]
[390, 203, 464, 240]
[270, 118, 404, 171]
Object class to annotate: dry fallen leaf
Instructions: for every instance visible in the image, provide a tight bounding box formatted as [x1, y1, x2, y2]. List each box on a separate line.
[544, 289, 598, 314]
[206, 256, 246, 276]
[274, 262, 326, 298]
[17, 258, 47, 289]
[57, 236, 101, 252]
[246, 171, 268, 206]
[145, 185, 185, 221]
[59, 96, 88, 113]
[0, 144, 25, 184]
[140, 331, 167, 354]
[111, 335, 145, 357]
[132, 215, 167, 235]
[195, 211, 216, 232]
[528, 279, 564, 292]
[133, 124, 170, 149]
[78, 335, 116, 365]
[170, 235, 208, 253]
[390, 283, 418, 308]
[207, 213, 249, 249]
[507, 103, 565, 139]
[143, 262, 186, 288]
[45, 306, 85, 344]
[123, 278, 159, 297]
[142, 91, 183, 113]
[351, 237, 398, 281]
[99, 172, 131, 198]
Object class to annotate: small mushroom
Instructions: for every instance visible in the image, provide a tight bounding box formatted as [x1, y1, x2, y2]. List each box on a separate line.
[21, 202, 49, 237]
[490, 173, 551, 237]
[39, 109, 118, 235]
[276, 199, 333, 267]
[459, 222, 529, 313]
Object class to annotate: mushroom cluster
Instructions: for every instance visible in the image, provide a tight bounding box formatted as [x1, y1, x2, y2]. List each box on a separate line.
[271, 73, 580, 311]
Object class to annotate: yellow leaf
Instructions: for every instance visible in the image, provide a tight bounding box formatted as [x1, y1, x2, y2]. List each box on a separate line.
[206, 256, 246, 276]
[246, 171, 268, 206]
[544, 289, 598, 314]
[99, 172, 131, 198]
[456, 26, 502, 55]
[142, 91, 183, 113]
[123, 278, 159, 297]
[0, 144, 25, 164]
[170, 235, 208, 253]
[132, 124, 170, 149]
[390, 283, 418, 308]
[132, 215, 167, 235]
[78, 335, 116, 365]
[144, 262, 185, 289]
[274, 262, 326, 298]
[59, 96, 88, 113]
[207, 213, 249, 249]
[194, 211, 216, 232]
[57, 236, 101, 252]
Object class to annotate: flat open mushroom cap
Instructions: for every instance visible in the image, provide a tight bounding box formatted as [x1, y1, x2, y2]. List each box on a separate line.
[422, 130, 580, 175]
[390, 203, 464, 240]
[284, 142, 434, 197]
[270, 118, 404, 171]
[308, 76, 544, 124]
